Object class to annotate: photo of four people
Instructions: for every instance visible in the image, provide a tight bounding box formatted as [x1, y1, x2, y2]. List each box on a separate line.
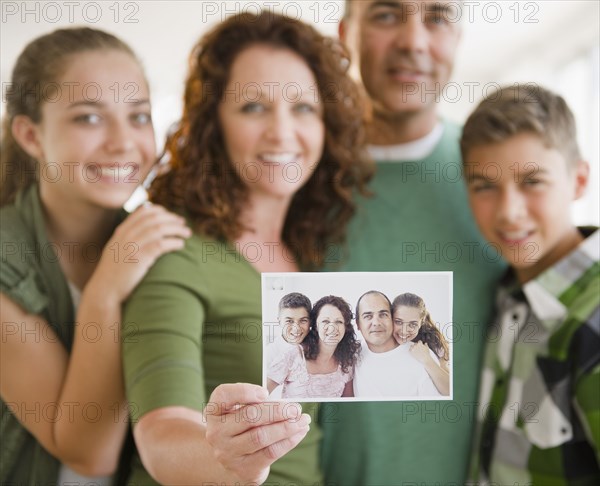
[263, 272, 452, 400]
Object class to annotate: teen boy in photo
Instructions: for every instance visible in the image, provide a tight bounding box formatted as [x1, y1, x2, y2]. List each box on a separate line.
[267, 292, 312, 366]
[462, 84, 599, 485]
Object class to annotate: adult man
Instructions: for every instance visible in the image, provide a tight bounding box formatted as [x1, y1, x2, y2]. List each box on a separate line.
[353, 291, 440, 397]
[319, 1, 506, 484]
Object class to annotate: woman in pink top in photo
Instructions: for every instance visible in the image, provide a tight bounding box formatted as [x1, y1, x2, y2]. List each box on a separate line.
[268, 295, 360, 398]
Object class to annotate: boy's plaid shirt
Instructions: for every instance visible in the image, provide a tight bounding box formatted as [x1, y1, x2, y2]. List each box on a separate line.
[469, 229, 600, 485]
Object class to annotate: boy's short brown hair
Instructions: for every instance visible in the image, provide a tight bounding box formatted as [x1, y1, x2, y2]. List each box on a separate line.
[461, 84, 582, 166]
[278, 293, 311, 316]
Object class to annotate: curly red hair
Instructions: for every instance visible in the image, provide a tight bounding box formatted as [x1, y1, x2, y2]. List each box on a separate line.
[150, 11, 371, 270]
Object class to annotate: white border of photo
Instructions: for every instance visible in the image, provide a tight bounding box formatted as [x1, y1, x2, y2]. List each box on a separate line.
[262, 271, 453, 402]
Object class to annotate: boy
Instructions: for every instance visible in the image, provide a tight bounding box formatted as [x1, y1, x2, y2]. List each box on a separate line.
[461, 84, 599, 484]
[267, 292, 311, 362]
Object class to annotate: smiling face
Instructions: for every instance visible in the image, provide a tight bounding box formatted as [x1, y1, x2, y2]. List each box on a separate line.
[393, 305, 422, 344]
[280, 307, 311, 344]
[466, 132, 588, 283]
[342, 0, 460, 117]
[356, 292, 396, 352]
[218, 44, 325, 202]
[316, 304, 346, 347]
[30, 50, 155, 210]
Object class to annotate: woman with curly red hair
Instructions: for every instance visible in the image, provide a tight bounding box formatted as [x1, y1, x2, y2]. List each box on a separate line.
[121, 10, 371, 485]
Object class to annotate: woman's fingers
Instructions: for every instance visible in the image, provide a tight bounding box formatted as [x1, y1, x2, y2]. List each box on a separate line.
[205, 384, 293, 446]
[205, 383, 268, 415]
[253, 426, 309, 464]
[88, 204, 192, 303]
[235, 413, 311, 455]
[139, 237, 187, 263]
[210, 413, 311, 481]
[206, 401, 303, 440]
[106, 204, 191, 270]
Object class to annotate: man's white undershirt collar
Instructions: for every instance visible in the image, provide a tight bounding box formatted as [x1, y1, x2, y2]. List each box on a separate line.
[367, 121, 444, 162]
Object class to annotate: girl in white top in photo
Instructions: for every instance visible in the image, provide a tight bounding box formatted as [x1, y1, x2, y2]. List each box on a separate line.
[392, 292, 451, 395]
